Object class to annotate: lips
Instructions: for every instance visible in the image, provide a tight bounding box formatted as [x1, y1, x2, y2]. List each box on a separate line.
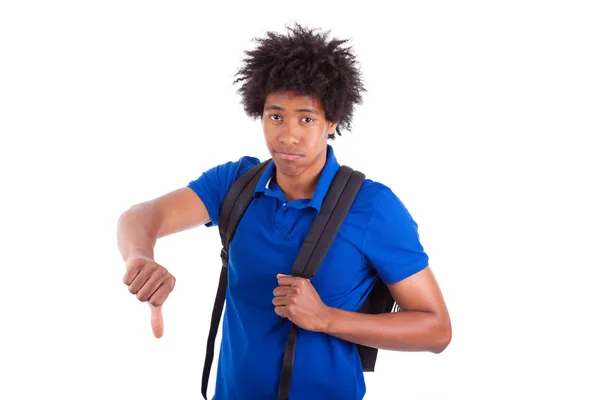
[275, 150, 303, 160]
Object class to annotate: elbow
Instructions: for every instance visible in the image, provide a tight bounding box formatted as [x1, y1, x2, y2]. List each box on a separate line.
[430, 318, 452, 354]
[117, 202, 160, 240]
[118, 202, 154, 229]
[119, 202, 146, 220]
[118, 204, 140, 226]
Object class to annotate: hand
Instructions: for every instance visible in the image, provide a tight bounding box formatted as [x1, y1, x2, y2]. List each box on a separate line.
[273, 274, 331, 332]
[123, 256, 176, 338]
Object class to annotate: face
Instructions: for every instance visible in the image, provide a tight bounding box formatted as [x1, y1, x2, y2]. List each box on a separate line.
[262, 91, 337, 177]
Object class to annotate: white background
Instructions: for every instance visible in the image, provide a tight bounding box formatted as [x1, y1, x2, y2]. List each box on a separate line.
[1, 1, 599, 399]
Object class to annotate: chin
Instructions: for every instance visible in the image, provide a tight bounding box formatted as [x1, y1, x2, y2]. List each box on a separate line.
[273, 159, 305, 177]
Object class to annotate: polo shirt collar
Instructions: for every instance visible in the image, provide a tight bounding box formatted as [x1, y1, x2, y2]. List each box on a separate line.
[253, 145, 340, 213]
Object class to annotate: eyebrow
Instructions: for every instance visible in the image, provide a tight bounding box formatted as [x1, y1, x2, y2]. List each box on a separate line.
[264, 105, 318, 115]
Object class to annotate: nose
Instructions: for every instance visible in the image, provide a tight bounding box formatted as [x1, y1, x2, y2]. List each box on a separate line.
[278, 122, 300, 146]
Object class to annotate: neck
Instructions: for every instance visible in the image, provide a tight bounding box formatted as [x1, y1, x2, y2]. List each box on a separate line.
[276, 155, 327, 202]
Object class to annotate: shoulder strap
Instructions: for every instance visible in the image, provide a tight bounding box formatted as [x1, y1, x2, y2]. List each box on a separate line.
[219, 159, 272, 249]
[278, 165, 365, 400]
[201, 159, 271, 400]
[291, 165, 365, 278]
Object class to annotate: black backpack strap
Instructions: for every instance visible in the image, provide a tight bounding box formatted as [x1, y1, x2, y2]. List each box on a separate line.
[201, 159, 271, 400]
[218, 159, 272, 248]
[291, 165, 365, 278]
[277, 165, 365, 400]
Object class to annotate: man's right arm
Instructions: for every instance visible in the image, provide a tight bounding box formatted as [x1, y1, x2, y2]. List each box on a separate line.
[117, 187, 210, 262]
[117, 187, 210, 338]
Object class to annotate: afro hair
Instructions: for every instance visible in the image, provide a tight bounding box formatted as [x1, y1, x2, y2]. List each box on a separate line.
[233, 23, 366, 139]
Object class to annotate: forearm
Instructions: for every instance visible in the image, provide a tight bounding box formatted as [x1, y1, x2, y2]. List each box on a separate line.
[117, 204, 160, 262]
[323, 307, 451, 353]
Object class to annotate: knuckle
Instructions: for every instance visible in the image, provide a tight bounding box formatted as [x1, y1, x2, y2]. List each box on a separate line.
[152, 270, 163, 282]
[147, 266, 158, 277]
[149, 298, 162, 307]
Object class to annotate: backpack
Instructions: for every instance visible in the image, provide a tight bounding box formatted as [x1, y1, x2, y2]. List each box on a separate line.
[201, 160, 399, 400]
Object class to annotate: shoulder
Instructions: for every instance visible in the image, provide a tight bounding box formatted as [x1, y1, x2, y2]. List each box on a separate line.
[352, 177, 404, 218]
[188, 155, 262, 191]
[355, 178, 390, 204]
[351, 174, 423, 246]
[202, 155, 263, 185]
[353, 175, 428, 283]
[187, 155, 263, 227]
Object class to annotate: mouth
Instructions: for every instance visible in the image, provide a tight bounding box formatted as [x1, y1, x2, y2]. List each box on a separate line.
[274, 151, 303, 161]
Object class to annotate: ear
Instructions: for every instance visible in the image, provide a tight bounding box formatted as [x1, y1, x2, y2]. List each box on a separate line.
[328, 121, 338, 136]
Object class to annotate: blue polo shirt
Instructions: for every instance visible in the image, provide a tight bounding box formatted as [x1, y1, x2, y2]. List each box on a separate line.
[188, 145, 429, 400]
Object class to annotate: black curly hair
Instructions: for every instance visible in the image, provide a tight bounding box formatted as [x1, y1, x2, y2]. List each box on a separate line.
[233, 24, 366, 140]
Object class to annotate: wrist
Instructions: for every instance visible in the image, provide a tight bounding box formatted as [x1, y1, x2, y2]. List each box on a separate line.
[126, 254, 155, 263]
[320, 305, 336, 334]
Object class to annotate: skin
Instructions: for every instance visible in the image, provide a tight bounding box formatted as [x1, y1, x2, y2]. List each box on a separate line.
[117, 90, 452, 354]
[261, 90, 337, 201]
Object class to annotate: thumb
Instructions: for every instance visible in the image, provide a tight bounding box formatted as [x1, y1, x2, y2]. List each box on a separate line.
[150, 304, 164, 338]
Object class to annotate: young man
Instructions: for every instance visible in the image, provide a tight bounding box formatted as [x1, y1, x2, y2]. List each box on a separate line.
[117, 24, 451, 400]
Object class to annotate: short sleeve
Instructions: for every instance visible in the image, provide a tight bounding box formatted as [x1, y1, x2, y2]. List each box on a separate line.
[362, 188, 429, 284]
[187, 156, 261, 227]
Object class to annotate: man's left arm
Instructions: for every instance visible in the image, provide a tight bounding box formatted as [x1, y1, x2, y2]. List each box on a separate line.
[274, 266, 451, 353]
[322, 266, 452, 353]
[326, 187, 452, 354]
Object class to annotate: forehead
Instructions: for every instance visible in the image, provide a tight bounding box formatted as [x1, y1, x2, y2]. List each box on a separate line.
[264, 91, 324, 112]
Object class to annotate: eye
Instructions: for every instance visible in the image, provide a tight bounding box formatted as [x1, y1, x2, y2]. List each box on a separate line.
[269, 114, 282, 121]
[301, 117, 314, 123]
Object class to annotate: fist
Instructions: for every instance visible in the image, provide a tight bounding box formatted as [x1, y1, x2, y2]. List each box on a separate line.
[123, 256, 176, 338]
[123, 256, 176, 307]
[273, 274, 331, 333]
